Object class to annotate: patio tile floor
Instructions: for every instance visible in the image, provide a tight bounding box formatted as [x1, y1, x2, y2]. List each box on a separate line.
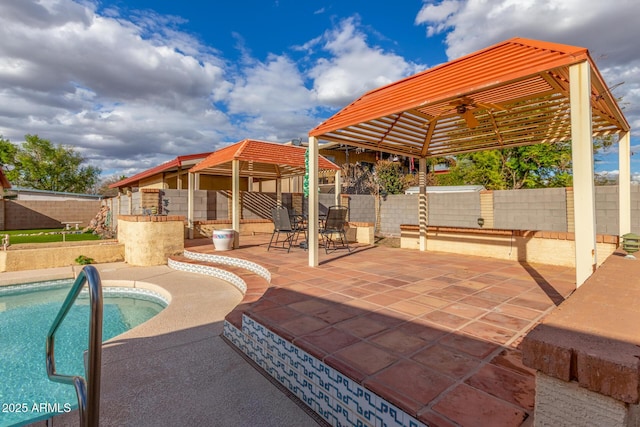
[184, 236, 576, 426]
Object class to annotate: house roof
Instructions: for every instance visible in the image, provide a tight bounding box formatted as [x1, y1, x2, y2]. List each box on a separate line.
[0, 167, 10, 189]
[109, 152, 213, 189]
[309, 37, 629, 158]
[190, 139, 340, 178]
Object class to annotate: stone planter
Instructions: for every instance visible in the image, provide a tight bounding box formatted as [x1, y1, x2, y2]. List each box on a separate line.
[212, 229, 235, 251]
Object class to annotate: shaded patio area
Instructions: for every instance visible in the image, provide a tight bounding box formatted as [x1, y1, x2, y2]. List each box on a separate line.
[182, 236, 575, 426]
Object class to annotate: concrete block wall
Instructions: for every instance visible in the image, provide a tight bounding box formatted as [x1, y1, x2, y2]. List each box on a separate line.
[632, 186, 640, 234]
[4, 200, 102, 230]
[428, 192, 481, 228]
[494, 188, 568, 231]
[595, 186, 619, 235]
[380, 194, 418, 236]
[340, 194, 376, 223]
[102, 184, 640, 236]
[159, 189, 187, 216]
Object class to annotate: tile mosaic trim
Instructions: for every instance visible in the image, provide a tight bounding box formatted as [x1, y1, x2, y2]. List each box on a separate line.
[223, 317, 426, 427]
[167, 258, 247, 294]
[183, 249, 271, 283]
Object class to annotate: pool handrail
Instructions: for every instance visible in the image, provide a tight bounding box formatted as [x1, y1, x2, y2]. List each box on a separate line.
[46, 265, 103, 427]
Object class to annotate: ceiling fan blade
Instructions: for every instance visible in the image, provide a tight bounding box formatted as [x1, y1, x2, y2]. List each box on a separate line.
[462, 110, 479, 128]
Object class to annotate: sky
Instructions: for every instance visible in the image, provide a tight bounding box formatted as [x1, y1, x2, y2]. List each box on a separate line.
[1, 0, 640, 182]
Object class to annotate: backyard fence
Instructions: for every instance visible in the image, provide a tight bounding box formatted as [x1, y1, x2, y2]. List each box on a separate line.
[100, 185, 640, 237]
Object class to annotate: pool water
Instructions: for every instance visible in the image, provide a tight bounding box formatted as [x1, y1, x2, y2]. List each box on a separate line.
[0, 280, 167, 427]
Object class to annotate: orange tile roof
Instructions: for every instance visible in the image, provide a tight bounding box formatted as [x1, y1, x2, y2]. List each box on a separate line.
[190, 139, 339, 178]
[109, 152, 213, 188]
[310, 37, 629, 158]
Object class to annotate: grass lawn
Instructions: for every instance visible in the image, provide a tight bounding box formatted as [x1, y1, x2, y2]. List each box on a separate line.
[1, 229, 102, 244]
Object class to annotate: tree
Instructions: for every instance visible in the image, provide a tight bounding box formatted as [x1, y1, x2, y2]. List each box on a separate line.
[0, 134, 101, 193]
[94, 174, 127, 197]
[374, 160, 406, 195]
[437, 137, 612, 190]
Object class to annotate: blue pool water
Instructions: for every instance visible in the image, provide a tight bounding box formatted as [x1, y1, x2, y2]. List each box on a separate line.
[0, 279, 167, 427]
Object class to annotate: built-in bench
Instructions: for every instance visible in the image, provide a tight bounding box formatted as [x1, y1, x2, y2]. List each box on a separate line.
[399, 225, 618, 268]
[522, 251, 640, 425]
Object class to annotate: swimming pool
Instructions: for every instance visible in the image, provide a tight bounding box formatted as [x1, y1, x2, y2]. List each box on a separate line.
[0, 279, 168, 427]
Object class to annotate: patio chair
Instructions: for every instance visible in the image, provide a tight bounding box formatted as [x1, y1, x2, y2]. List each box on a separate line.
[319, 205, 351, 254]
[268, 206, 305, 252]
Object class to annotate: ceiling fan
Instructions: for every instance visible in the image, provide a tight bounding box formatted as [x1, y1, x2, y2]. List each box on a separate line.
[426, 96, 506, 128]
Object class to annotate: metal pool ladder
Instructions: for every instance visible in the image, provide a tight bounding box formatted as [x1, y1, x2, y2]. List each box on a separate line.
[46, 265, 103, 427]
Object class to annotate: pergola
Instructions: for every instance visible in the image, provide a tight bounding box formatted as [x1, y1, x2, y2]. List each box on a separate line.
[307, 37, 631, 287]
[188, 139, 340, 245]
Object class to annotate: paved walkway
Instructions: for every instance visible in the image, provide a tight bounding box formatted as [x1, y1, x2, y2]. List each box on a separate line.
[186, 235, 576, 426]
[2, 263, 320, 427]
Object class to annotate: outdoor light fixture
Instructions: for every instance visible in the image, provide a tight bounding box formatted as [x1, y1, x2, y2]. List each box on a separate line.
[477, 217, 485, 227]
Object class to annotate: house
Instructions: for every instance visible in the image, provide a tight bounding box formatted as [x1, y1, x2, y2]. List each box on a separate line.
[109, 152, 213, 192]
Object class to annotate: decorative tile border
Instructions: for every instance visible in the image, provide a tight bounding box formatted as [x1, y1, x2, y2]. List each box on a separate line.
[167, 258, 247, 294]
[183, 249, 271, 283]
[223, 316, 426, 427]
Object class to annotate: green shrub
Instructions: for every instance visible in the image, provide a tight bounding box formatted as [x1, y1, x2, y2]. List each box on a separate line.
[75, 255, 95, 265]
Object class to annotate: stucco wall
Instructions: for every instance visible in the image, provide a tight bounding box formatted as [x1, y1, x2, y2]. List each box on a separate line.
[0, 241, 124, 272]
[117, 215, 185, 266]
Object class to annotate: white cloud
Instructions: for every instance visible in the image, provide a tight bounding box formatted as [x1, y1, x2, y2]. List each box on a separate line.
[226, 54, 316, 141]
[308, 17, 426, 107]
[0, 2, 430, 178]
[0, 0, 230, 175]
[414, 0, 640, 137]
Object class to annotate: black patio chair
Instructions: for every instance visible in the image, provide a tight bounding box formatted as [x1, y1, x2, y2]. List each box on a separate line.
[268, 206, 305, 252]
[319, 205, 351, 254]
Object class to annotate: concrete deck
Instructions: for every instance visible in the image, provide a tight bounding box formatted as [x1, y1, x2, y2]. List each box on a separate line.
[184, 235, 576, 426]
[3, 263, 321, 427]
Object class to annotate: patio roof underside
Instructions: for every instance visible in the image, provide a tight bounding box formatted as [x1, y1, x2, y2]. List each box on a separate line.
[190, 139, 339, 179]
[309, 38, 629, 158]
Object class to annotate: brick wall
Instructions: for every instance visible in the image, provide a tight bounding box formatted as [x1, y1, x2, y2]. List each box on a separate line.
[4, 200, 102, 230]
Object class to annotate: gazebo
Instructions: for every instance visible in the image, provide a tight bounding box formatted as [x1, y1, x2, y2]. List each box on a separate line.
[307, 37, 630, 287]
[188, 139, 340, 245]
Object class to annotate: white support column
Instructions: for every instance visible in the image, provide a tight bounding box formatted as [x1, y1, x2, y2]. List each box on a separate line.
[335, 170, 341, 206]
[308, 137, 319, 267]
[619, 131, 631, 236]
[419, 157, 428, 251]
[232, 159, 240, 248]
[248, 177, 254, 192]
[570, 61, 597, 287]
[276, 179, 282, 207]
[187, 172, 195, 239]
